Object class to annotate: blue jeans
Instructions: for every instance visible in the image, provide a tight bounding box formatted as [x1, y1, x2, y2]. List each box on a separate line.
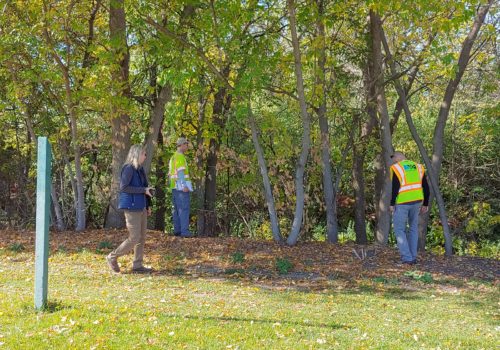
[172, 190, 191, 236]
[393, 202, 421, 262]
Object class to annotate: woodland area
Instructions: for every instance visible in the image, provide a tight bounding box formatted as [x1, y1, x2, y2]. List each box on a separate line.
[0, 0, 498, 257]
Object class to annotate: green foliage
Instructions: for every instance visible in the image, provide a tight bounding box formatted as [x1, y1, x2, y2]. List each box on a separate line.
[56, 245, 67, 253]
[404, 271, 434, 284]
[172, 267, 185, 276]
[224, 268, 245, 275]
[8, 242, 24, 253]
[373, 276, 400, 285]
[275, 257, 293, 275]
[338, 221, 356, 243]
[97, 241, 113, 250]
[0, 0, 498, 257]
[465, 202, 500, 240]
[453, 238, 500, 259]
[230, 251, 245, 264]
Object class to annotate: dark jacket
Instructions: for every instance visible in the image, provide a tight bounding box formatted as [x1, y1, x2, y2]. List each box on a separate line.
[118, 164, 151, 211]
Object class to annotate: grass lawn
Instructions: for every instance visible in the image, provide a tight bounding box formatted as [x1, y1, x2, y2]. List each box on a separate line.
[0, 233, 499, 349]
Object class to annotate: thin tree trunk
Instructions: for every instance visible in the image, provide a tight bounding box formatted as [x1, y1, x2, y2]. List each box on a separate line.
[105, 0, 131, 228]
[25, 109, 66, 230]
[42, 2, 86, 231]
[370, 10, 393, 245]
[381, 29, 453, 255]
[196, 89, 208, 237]
[420, 0, 493, 247]
[315, 0, 338, 243]
[352, 116, 376, 244]
[249, 105, 283, 243]
[60, 140, 78, 225]
[286, 0, 312, 246]
[67, 97, 86, 231]
[154, 128, 167, 231]
[202, 77, 232, 237]
[352, 144, 367, 243]
[353, 37, 378, 243]
[51, 186, 66, 231]
[143, 83, 172, 175]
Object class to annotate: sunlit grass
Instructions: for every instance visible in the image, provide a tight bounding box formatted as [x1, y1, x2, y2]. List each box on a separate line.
[0, 249, 498, 349]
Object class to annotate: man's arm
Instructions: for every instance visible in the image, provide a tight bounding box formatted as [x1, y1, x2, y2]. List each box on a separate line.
[391, 175, 400, 207]
[422, 173, 430, 206]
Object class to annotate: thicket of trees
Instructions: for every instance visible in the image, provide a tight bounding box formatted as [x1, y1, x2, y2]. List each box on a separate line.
[0, 0, 498, 257]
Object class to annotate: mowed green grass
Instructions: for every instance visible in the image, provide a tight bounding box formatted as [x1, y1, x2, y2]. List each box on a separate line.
[0, 248, 498, 350]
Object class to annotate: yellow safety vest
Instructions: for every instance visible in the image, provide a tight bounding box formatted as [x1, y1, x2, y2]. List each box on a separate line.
[168, 151, 190, 189]
[391, 160, 425, 204]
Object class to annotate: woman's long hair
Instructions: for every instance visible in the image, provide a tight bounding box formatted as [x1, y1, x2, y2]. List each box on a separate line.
[124, 144, 145, 169]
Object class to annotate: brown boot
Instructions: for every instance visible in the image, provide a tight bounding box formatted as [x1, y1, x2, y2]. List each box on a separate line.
[106, 254, 120, 273]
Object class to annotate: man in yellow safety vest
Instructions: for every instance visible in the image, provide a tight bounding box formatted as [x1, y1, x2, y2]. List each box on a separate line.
[390, 151, 429, 264]
[169, 137, 194, 238]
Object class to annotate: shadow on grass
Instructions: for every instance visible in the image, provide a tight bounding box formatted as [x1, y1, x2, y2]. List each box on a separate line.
[27, 300, 73, 313]
[159, 313, 349, 330]
[142, 268, 428, 302]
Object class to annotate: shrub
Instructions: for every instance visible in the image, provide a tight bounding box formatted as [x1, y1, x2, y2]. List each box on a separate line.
[404, 271, 433, 284]
[276, 257, 293, 274]
[8, 243, 24, 252]
[97, 241, 113, 250]
[231, 251, 245, 264]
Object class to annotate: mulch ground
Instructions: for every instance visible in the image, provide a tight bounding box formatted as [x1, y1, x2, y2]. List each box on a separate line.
[1, 229, 498, 289]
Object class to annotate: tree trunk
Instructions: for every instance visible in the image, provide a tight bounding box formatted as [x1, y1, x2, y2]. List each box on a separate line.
[105, 0, 131, 228]
[50, 186, 65, 231]
[154, 128, 167, 231]
[66, 95, 86, 231]
[315, 0, 338, 243]
[286, 0, 312, 246]
[143, 83, 172, 175]
[352, 144, 367, 244]
[370, 10, 393, 245]
[353, 55, 378, 244]
[201, 74, 232, 237]
[420, 0, 493, 247]
[249, 105, 283, 243]
[196, 89, 208, 237]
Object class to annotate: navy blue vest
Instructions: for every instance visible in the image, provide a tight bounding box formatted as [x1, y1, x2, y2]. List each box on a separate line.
[118, 165, 147, 211]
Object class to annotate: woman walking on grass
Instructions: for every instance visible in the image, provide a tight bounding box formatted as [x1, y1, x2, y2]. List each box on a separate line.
[106, 145, 154, 273]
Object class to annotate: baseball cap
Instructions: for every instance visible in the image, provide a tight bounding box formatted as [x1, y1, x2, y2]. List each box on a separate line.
[176, 137, 189, 146]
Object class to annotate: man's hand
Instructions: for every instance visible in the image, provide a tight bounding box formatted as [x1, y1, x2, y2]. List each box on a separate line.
[182, 186, 190, 193]
[420, 206, 428, 214]
[147, 207, 152, 216]
[390, 206, 395, 213]
[145, 187, 154, 197]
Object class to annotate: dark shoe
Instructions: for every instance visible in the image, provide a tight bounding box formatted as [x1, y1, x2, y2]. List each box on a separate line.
[180, 232, 193, 238]
[132, 266, 153, 274]
[402, 260, 417, 265]
[106, 254, 120, 273]
[173, 232, 181, 237]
